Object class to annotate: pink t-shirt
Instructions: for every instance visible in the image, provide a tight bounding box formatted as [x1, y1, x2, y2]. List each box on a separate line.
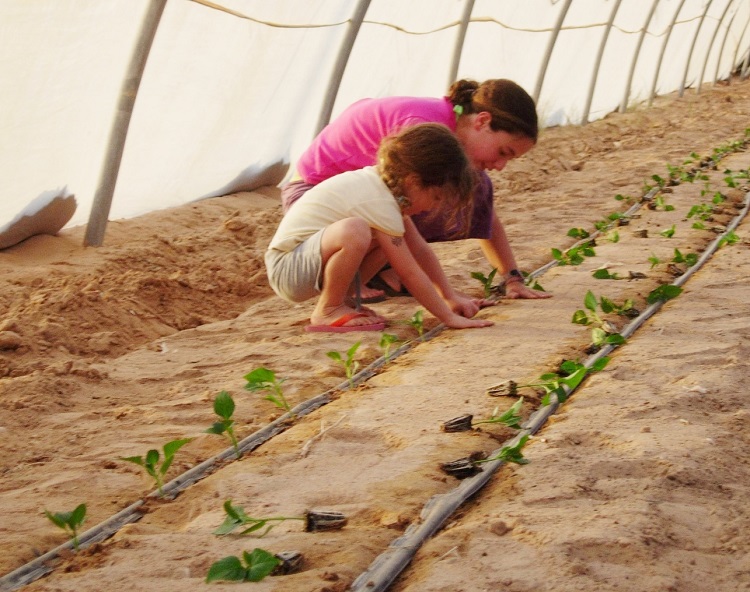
[297, 96, 456, 184]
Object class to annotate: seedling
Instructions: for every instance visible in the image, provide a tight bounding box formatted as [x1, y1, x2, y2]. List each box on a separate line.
[614, 193, 635, 204]
[379, 333, 402, 364]
[327, 341, 361, 388]
[206, 548, 280, 583]
[44, 503, 86, 551]
[205, 390, 241, 458]
[120, 438, 192, 496]
[687, 203, 713, 221]
[567, 227, 590, 239]
[660, 225, 676, 238]
[648, 254, 661, 269]
[473, 397, 524, 429]
[605, 230, 620, 243]
[718, 230, 740, 248]
[592, 268, 622, 280]
[647, 284, 683, 304]
[214, 500, 347, 536]
[478, 434, 530, 465]
[572, 291, 627, 350]
[551, 242, 595, 266]
[672, 248, 698, 267]
[406, 309, 425, 338]
[244, 367, 291, 415]
[650, 194, 675, 211]
[470, 268, 498, 297]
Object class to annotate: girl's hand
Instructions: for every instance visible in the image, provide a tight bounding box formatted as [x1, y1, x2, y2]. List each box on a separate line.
[504, 282, 552, 299]
[447, 294, 496, 318]
[444, 315, 494, 329]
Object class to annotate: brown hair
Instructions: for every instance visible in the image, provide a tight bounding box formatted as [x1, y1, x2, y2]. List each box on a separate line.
[378, 123, 476, 235]
[449, 78, 538, 142]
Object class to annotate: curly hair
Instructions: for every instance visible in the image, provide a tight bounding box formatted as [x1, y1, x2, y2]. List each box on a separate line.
[378, 123, 477, 236]
[448, 78, 538, 142]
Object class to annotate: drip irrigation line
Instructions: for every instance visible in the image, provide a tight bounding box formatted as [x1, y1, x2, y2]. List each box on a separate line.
[2, 145, 744, 591]
[350, 188, 749, 592]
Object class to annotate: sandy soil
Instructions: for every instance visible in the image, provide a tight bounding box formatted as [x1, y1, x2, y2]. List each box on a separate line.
[1, 79, 750, 592]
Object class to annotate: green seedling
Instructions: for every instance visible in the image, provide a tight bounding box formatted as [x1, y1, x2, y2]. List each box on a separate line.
[44, 503, 86, 551]
[470, 268, 498, 297]
[687, 203, 713, 221]
[406, 309, 425, 338]
[672, 248, 698, 267]
[660, 225, 676, 238]
[478, 434, 530, 465]
[244, 367, 291, 415]
[605, 230, 620, 243]
[206, 548, 280, 583]
[718, 230, 740, 248]
[205, 390, 241, 458]
[614, 193, 635, 204]
[592, 268, 622, 280]
[379, 333, 402, 364]
[473, 397, 524, 429]
[572, 290, 627, 349]
[712, 191, 727, 204]
[327, 341, 361, 388]
[214, 500, 347, 537]
[551, 242, 595, 266]
[120, 438, 192, 496]
[692, 221, 706, 230]
[650, 194, 675, 211]
[567, 227, 590, 239]
[648, 253, 661, 269]
[647, 284, 683, 304]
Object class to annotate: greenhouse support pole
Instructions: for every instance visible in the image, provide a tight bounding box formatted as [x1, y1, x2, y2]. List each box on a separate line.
[743, 47, 750, 78]
[678, 0, 713, 97]
[697, 0, 734, 93]
[714, 2, 740, 85]
[648, 0, 686, 106]
[532, 0, 572, 104]
[313, 0, 370, 135]
[620, 0, 660, 113]
[729, 9, 750, 80]
[83, 0, 168, 247]
[581, 0, 622, 124]
[447, 0, 475, 87]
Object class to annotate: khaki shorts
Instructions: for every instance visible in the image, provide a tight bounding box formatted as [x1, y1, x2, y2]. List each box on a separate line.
[265, 229, 325, 303]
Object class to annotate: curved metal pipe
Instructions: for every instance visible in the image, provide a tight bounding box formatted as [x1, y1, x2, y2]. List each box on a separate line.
[620, 0, 660, 113]
[83, 0, 168, 247]
[649, 0, 686, 106]
[678, 0, 714, 97]
[581, 0, 622, 124]
[313, 0, 371, 135]
[730, 7, 750, 79]
[714, 1, 740, 85]
[533, 0, 572, 104]
[697, 0, 734, 93]
[447, 0, 475, 86]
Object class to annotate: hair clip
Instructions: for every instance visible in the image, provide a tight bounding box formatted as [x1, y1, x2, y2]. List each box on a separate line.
[453, 104, 464, 117]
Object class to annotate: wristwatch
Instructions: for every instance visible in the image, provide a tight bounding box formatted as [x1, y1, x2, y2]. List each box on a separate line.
[505, 269, 524, 284]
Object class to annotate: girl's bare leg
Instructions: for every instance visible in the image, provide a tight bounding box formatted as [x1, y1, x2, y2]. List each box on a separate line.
[313, 218, 386, 327]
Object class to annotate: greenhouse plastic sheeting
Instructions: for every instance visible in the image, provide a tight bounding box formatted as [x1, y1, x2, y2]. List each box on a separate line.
[1, 0, 749, 236]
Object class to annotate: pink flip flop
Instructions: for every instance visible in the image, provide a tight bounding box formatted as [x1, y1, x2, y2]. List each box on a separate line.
[305, 312, 386, 333]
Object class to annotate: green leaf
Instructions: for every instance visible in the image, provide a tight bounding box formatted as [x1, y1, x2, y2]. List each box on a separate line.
[584, 290, 598, 312]
[326, 351, 342, 362]
[163, 438, 192, 460]
[243, 548, 281, 582]
[145, 449, 160, 467]
[590, 357, 610, 372]
[571, 310, 590, 325]
[205, 421, 228, 435]
[119, 455, 144, 467]
[44, 510, 68, 529]
[591, 327, 607, 345]
[213, 391, 235, 420]
[560, 366, 587, 390]
[600, 296, 615, 314]
[206, 556, 246, 583]
[70, 504, 87, 528]
[604, 333, 627, 345]
[244, 367, 276, 385]
[647, 284, 683, 304]
[592, 268, 612, 279]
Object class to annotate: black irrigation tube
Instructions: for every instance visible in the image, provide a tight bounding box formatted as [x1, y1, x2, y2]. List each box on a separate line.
[0, 147, 745, 591]
[349, 189, 750, 591]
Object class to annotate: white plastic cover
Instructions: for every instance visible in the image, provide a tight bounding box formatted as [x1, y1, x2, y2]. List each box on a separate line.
[1, 0, 748, 235]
